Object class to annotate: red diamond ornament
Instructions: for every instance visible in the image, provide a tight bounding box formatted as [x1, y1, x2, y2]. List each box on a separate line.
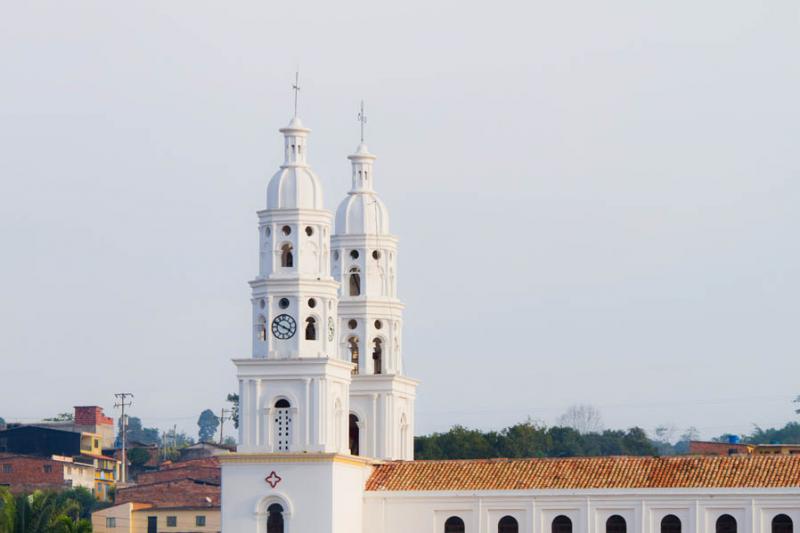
[265, 471, 282, 488]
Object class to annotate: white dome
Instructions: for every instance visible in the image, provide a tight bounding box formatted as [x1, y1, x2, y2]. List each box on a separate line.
[265, 116, 324, 210]
[335, 192, 390, 235]
[266, 166, 323, 209]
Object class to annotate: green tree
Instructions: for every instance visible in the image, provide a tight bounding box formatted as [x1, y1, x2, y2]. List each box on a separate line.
[414, 421, 658, 460]
[197, 410, 220, 443]
[50, 516, 92, 533]
[55, 488, 96, 521]
[0, 487, 15, 533]
[745, 422, 800, 444]
[498, 420, 550, 458]
[227, 393, 240, 429]
[13, 490, 83, 533]
[116, 417, 160, 447]
[127, 447, 152, 469]
[0, 417, 6, 426]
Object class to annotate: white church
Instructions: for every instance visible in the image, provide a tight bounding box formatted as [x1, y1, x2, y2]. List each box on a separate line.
[219, 101, 800, 533]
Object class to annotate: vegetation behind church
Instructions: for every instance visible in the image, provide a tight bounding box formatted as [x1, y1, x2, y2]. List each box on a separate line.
[414, 422, 658, 460]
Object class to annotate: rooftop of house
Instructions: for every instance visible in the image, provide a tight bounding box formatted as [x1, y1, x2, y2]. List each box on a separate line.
[115, 477, 220, 508]
[365, 455, 800, 492]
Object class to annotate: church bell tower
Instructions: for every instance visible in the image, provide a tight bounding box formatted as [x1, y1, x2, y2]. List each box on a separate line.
[235, 111, 351, 455]
[222, 92, 416, 533]
[332, 102, 418, 460]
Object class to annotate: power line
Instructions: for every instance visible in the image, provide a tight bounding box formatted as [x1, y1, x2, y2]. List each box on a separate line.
[219, 408, 233, 445]
[113, 392, 134, 484]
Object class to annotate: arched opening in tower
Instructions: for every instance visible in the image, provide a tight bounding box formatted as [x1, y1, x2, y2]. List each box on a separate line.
[372, 338, 383, 374]
[349, 413, 360, 456]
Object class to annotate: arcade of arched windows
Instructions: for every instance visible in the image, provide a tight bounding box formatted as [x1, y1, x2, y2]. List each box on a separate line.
[434, 510, 795, 533]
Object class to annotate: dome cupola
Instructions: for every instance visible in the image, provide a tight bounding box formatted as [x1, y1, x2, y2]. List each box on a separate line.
[266, 116, 324, 210]
[335, 142, 390, 235]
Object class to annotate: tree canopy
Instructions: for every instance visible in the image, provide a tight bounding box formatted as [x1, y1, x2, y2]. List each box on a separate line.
[116, 416, 160, 446]
[197, 409, 220, 443]
[414, 420, 657, 460]
[226, 393, 239, 429]
[744, 422, 800, 445]
[0, 487, 97, 533]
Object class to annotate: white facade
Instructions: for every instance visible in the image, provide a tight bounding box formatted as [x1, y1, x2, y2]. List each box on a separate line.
[223, 111, 417, 532]
[220, 110, 800, 533]
[363, 490, 800, 533]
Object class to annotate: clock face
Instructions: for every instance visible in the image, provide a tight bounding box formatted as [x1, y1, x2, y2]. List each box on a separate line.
[327, 316, 335, 341]
[271, 314, 297, 340]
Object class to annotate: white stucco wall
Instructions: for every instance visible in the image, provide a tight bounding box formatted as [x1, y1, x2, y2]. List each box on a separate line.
[363, 490, 800, 533]
[221, 454, 371, 533]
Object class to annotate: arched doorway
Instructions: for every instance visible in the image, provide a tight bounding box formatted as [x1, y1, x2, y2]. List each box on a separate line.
[267, 503, 284, 533]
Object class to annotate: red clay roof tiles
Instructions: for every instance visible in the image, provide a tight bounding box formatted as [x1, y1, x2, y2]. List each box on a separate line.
[365, 455, 800, 491]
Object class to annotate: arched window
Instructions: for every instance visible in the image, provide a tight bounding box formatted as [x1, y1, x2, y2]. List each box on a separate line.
[267, 503, 284, 533]
[274, 399, 291, 452]
[661, 514, 681, 533]
[499, 516, 518, 533]
[445, 516, 465, 533]
[716, 514, 737, 533]
[552, 515, 573, 533]
[280, 244, 294, 268]
[773, 515, 793, 533]
[349, 414, 360, 456]
[348, 336, 359, 375]
[607, 515, 626, 533]
[257, 316, 267, 341]
[372, 338, 383, 374]
[349, 267, 361, 296]
[305, 317, 317, 340]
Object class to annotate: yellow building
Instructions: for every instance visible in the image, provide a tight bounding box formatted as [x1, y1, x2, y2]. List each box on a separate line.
[753, 443, 800, 455]
[92, 502, 220, 533]
[77, 430, 120, 501]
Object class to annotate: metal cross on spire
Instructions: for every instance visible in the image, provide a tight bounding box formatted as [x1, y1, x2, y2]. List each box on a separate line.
[358, 100, 367, 142]
[292, 72, 301, 117]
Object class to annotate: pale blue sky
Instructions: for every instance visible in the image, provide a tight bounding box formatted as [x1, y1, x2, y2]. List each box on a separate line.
[1, 1, 798, 442]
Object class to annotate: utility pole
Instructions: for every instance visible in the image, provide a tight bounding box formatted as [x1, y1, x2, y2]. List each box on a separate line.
[219, 408, 233, 445]
[114, 392, 134, 484]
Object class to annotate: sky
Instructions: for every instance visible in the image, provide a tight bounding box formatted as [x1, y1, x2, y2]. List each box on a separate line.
[1, 1, 798, 443]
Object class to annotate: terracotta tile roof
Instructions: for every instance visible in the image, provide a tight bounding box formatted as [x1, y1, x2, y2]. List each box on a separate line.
[365, 455, 800, 492]
[115, 478, 220, 508]
[161, 457, 220, 470]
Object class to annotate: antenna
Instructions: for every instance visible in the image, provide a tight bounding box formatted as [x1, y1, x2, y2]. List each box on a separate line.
[358, 100, 367, 142]
[292, 72, 301, 117]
